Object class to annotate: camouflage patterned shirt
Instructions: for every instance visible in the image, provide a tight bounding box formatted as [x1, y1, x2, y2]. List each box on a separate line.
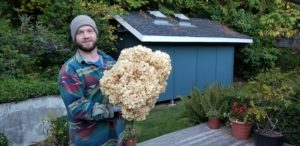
[58, 50, 124, 146]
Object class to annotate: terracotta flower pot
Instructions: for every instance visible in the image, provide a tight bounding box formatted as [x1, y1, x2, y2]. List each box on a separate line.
[229, 118, 253, 140]
[208, 117, 221, 129]
[123, 137, 136, 146]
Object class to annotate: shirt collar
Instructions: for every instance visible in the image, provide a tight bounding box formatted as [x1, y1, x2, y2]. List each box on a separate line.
[75, 50, 105, 64]
[75, 50, 86, 64]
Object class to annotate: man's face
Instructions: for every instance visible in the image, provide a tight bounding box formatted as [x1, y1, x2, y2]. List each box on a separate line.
[75, 25, 97, 52]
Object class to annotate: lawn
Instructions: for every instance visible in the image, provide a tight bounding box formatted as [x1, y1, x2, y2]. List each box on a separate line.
[135, 102, 194, 142]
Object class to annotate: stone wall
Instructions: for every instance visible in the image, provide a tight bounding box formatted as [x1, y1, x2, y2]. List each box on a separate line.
[0, 96, 66, 146]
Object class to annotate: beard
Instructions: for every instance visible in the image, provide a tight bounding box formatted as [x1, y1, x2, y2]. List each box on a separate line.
[76, 40, 97, 53]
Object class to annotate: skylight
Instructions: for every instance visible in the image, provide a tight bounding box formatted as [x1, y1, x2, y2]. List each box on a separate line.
[148, 11, 167, 18]
[173, 13, 190, 20]
[148, 10, 171, 26]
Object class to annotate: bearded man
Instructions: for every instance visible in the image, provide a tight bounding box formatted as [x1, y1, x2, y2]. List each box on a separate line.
[58, 15, 124, 146]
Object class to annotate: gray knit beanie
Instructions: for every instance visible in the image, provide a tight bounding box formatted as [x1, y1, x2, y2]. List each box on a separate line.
[70, 15, 98, 42]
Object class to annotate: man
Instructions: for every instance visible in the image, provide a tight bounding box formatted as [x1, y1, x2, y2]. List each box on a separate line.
[58, 15, 124, 146]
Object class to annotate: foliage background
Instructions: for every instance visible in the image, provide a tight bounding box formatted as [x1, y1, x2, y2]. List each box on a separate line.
[0, 0, 299, 102]
[0, 0, 299, 145]
[0, 132, 8, 146]
[1, 0, 299, 80]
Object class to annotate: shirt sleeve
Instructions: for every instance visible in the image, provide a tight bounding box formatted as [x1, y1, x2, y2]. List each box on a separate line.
[58, 71, 114, 121]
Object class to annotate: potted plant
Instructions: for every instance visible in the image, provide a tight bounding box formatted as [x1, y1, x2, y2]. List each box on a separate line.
[249, 69, 296, 146]
[122, 120, 137, 146]
[197, 84, 228, 129]
[227, 95, 254, 140]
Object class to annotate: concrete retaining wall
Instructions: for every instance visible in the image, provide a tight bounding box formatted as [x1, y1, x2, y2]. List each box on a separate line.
[0, 96, 66, 146]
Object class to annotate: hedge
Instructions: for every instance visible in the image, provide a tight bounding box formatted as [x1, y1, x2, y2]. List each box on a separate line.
[0, 77, 58, 104]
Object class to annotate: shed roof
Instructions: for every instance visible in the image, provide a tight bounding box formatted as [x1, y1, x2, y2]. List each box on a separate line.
[114, 11, 253, 43]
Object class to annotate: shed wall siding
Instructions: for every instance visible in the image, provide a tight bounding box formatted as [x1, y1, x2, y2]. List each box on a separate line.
[196, 47, 217, 91]
[174, 47, 197, 97]
[216, 47, 234, 85]
[147, 45, 234, 102]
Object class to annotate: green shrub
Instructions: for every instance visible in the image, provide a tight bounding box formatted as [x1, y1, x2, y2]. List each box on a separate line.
[36, 0, 120, 54]
[236, 44, 280, 79]
[48, 116, 68, 146]
[0, 45, 34, 78]
[0, 18, 13, 44]
[0, 76, 58, 103]
[35, 116, 68, 146]
[279, 101, 300, 146]
[180, 88, 206, 125]
[0, 132, 8, 146]
[197, 84, 227, 118]
[276, 48, 300, 72]
[246, 68, 300, 145]
[0, 14, 72, 79]
[278, 70, 300, 146]
[181, 85, 234, 124]
[0, 4, 120, 79]
[11, 16, 72, 79]
[230, 9, 258, 36]
[37, 0, 78, 34]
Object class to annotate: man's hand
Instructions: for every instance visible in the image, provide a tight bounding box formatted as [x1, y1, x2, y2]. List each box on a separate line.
[113, 104, 121, 112]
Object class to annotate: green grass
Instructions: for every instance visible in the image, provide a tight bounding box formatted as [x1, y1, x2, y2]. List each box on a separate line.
[135, 103, 194, 142]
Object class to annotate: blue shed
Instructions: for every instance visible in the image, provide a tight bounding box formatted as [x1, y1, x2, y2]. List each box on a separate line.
[114, 11, 252, 102]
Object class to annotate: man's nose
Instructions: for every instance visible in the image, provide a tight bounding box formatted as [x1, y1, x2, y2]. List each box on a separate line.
[83, 31, 90, 38]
